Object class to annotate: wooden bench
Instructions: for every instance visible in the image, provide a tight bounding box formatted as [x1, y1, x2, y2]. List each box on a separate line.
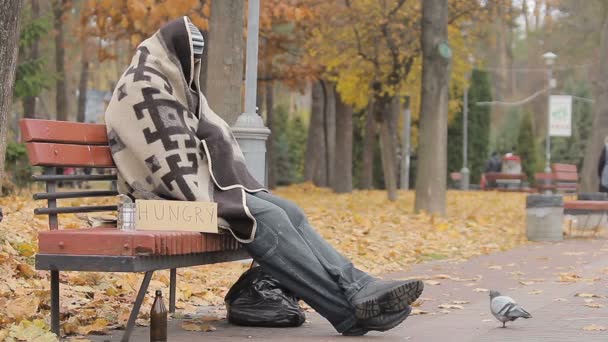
[483, 172, 527, 191]
[563, 200, 608, 236]
[535, 163, 579, 194]
[20, 119, 248, 341]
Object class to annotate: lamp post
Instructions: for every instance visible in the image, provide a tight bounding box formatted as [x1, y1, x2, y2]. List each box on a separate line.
[232, 0, 271, 186]
[543, 52, 557, 176]
[460, 54, 475, 190]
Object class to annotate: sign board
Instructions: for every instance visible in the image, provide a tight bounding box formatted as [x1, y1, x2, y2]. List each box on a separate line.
[135, 199, 218, 233]
[549, 95, 572, 137]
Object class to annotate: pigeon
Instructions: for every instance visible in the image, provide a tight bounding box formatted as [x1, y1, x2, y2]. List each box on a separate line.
[489, 290, 532, 328]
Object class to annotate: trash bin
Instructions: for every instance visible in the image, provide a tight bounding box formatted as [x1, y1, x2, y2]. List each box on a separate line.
[526, 194, 563, 241]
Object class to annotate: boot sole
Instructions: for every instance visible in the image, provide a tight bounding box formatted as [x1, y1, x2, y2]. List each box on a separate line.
[353, 280, 424, 319]
[342, 306, 413, 336]
[366, 305, 412, 332]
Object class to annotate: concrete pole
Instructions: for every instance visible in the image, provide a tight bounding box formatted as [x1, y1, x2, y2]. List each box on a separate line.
[400, 97, 411, 190]
[232, 0, 270, 186]
[460, 77, 470, 190]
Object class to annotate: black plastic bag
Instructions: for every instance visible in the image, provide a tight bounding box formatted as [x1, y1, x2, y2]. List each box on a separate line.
[225, 266, 306, 327]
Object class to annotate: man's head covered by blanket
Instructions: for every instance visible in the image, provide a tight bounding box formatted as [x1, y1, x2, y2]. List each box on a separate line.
[105, 17, 266, 243]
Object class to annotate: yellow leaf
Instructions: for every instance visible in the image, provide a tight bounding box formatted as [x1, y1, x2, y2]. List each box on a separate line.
[17, 263, 36, 278]
[5, 296, 40, 321]
[8, 319, 58, 342]
[583, 324, 606, 331]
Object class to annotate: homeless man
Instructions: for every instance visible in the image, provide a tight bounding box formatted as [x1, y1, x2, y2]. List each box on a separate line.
[104, 17, 423, 336]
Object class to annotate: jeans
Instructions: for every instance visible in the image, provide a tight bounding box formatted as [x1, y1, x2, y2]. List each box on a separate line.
[243, 191, 374, 333]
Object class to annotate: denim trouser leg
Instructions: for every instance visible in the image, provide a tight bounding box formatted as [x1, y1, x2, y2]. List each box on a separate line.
[243, 193, 370, 333]
[253, 191, 373, 299]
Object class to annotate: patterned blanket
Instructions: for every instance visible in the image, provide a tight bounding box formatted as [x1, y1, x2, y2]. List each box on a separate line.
[105, 17, 265, 242]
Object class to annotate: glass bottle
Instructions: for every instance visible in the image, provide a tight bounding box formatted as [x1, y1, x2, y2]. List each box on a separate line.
[150, 290, 167, 342]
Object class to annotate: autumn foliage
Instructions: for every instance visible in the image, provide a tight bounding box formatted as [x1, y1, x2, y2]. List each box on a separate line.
[0, 185, 527, 339]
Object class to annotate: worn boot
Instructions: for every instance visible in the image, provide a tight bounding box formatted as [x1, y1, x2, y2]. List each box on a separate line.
[342, 305, 412, 336]
[350, 279, 423, 319]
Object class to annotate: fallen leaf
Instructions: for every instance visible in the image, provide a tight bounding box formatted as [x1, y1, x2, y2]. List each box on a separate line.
[558, 273, 581, 282]
[182, 322, 202, 332]
[519, 280, 535, 286]
[582, 324, 606, 331]
[182, 321, 216, 332]
[411, 308, 429, 315]
[7, 319, 58, 342]
[438, 304, 464, 310]
[432, 274, 452, 279]
[585, 302, 604, 308]
[528, 290, 543, 295]
[425, 280, 441, 286]
[488, 265, 502, 270]
[451, 300, 469, 305]
[576, 293, 602, 298]
[16, 263, 36, 278]
[5, 296, 40, 321]
[473, 288, 489, 292]
[563, 252, 585, 256]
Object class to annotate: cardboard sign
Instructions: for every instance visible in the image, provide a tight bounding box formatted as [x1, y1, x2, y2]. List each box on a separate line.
[135, 199, 218, 233]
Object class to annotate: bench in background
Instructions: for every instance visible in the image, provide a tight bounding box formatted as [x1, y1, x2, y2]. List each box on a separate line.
[535, 163, 579, 194]
[20, 119, 248, 341]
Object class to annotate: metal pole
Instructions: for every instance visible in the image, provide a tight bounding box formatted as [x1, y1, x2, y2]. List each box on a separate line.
[545, 65, 552, 175]
[460, 73, 470, 190]
[400, 97, 411, 190]
[244, 0, 259, 114]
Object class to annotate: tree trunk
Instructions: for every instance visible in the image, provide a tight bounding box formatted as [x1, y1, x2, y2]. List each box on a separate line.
[333, 90, 353, 193]
[415, 0, 450, 215]
[361, 100, 375, 189]
[0, 0, 24, 190]
[77, 35, 89, 123]
[22, 0, 39, 119]
[265, 81, 276, 188]
[54, 0, 68, 121]
[581, 18, 608, 192]
[375, 95, 398, 201]
[205, 0, 244, 125]
[304, 79, 327, 186]
[323, 81, 336, 188]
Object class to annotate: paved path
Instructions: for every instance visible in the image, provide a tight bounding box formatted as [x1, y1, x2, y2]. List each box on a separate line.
[90, 239, 608, 341]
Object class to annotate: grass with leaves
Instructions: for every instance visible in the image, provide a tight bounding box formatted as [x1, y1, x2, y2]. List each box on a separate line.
[0, 184, 527, 340]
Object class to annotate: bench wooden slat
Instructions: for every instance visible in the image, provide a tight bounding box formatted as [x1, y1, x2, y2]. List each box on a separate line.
[20, 119, 109, 145]
[553, 172, 578, 182]
[535, 172, 553, 180]
[26, 142, 114, 167]
[564, 200, 608, 211]
[33, 190, 119, 200]
[552, 163, 577, 173]
[38, 229, 240, 256]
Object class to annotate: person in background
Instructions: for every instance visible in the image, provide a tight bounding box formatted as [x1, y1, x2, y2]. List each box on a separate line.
[598, 136, 608, 192]
[485, 152, 502, 173]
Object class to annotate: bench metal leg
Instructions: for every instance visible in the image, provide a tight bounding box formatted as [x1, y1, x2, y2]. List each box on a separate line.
[169, 268, 177, 313]
[122, 271, 153, 342]
[50, 270, 60, 336]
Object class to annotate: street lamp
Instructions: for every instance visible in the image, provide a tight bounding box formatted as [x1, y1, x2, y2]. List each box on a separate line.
[460, 54, 475, 190]
[232, 0, 271, 186]
[543, 52, 557, 176]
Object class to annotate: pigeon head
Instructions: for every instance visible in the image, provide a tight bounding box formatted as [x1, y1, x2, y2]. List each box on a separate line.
[489, 290, 501, 299]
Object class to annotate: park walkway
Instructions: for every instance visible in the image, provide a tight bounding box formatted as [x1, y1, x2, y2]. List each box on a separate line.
[90, 238, 608, 341]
